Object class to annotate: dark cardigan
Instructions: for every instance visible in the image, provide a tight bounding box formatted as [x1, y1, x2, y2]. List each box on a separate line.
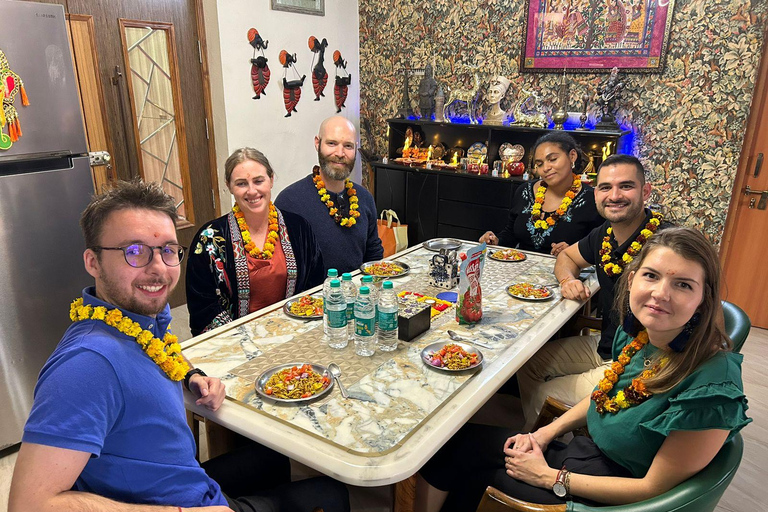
[185, 207, 324, 336]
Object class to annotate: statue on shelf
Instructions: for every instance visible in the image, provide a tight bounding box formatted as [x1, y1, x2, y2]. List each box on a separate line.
[483, 75, 511, 126]
[595, 66, 624, 129]
[418, 63, 438, 121]
[511, 89, 548, 128]
[396, 68, 414, 118]
[434, 85, 445, 122]
[443, 71, 481, 124]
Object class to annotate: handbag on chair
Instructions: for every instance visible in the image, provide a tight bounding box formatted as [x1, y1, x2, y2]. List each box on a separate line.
[377, 209, 408, 257]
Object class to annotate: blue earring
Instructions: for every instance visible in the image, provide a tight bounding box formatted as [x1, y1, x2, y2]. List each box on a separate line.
[623, 310, 641, 337]
[669, 312, 701, 352]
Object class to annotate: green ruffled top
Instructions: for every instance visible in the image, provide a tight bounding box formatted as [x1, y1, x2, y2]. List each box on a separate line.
[587, 328, 751, 477]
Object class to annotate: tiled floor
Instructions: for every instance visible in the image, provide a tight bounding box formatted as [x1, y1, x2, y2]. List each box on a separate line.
[1, 312, 763, 512]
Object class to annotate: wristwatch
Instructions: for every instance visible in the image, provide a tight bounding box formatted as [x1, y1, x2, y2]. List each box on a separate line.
[553, 465, 571, 498]
[183, 368, 207, 391]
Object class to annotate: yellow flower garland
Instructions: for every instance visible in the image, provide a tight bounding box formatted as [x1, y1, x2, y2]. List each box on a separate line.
[233, 202, 279, 260]
[69, 298, 190, 381]
[600, 211, 663, 276]
[312, 167, 360, 227]
[530, 174, 581, 230]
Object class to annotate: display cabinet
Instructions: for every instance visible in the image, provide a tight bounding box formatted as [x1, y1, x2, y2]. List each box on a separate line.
[373, 119, 628, 245]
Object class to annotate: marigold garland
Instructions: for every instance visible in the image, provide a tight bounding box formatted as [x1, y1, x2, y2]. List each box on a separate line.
[312, 166, 360, 227]
[69, 297, 190, 381]
[591, 330, 666, 414]
[233, 202, 279, 259]
[600, 211, 663, 276]
[530, 174, 581, 230]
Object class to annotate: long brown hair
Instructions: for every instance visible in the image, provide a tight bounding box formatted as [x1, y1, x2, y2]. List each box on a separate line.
[614, 227, 732, 393]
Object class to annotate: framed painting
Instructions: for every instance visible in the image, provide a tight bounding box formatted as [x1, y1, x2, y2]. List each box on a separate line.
[271, 0, 324, 16]
[521, 0, 676, 73]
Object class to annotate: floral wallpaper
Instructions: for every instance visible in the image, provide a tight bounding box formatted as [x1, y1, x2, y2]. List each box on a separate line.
[358, 0, 767, 243]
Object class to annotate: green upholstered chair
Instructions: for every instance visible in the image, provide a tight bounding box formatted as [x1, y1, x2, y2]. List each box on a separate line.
[475, 433, 743, 512]
[722, 301, 750, 353]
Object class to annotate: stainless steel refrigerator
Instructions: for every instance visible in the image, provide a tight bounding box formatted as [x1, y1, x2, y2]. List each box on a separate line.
[0, 0, 95, 450]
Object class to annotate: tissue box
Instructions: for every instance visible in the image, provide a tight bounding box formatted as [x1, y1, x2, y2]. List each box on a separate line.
[398, 302, 431, 341]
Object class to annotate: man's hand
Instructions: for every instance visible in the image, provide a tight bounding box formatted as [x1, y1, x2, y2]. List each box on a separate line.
[188, 374, 226, 411]
[550, 242, 569, 257]
[560, 276, 590, 301]
[479, 231, 498, 245]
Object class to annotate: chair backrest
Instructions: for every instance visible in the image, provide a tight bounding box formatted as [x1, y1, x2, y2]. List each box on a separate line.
[567, 433, 744, 512]
[722, 301, 750, 353]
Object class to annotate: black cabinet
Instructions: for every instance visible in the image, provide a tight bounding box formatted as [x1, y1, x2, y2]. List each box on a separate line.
[373, 119, 627, 245]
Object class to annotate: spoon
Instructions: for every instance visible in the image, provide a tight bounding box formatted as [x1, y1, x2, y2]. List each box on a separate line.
[328, 363, 349, 398]
[447, 330, 493, 349]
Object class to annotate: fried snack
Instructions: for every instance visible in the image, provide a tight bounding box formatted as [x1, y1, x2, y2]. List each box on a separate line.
[263, 364, 331, 399]
[289, 295, 323, 317]
[427, 343, 479, 370]
[508, 282, 551, 299]
[491, 249, 526, 261]
[364, 261, 405, 276]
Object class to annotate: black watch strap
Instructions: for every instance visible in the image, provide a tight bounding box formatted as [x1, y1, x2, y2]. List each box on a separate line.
[183, 368, 207, 391]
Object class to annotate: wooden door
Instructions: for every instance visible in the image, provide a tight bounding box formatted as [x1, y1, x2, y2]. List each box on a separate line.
[32, 0, 218, 307]
[720, 28, 768, 328]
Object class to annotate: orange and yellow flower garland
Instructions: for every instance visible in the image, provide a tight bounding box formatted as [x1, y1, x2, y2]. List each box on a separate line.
[530, 174, 581, 230]
[313, 168, 360, 227]
[591, 330, 666, 414]
[233, 202, 279, 259]
[69, 297, 190, 381]
[600, 211, 663, 276]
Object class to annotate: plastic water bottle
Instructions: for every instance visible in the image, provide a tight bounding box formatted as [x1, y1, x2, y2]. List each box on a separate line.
[354, 286, 376, 356]
[325, 280, 348, 349]
[377, 280, 399, 352]
[341, 273, 357, 342]
[322, 268, 338, 335]
[361, 275, 378, 325]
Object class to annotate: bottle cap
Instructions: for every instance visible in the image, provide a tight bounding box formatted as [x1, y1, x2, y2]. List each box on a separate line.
[342, 272, 352, 281]
[330, 279, 340, 287]
[327, 269, 338, 277]
[382, 281, 393, 289]
[359, 286, 370, 294]
[362, 275, 373, 283]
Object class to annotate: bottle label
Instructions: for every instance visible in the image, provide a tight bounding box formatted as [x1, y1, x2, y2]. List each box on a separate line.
[328, 308, 347, 329]
[379, 311, 398, 331]
[355, 317, 375, 337]
[346, 302, 355, 322]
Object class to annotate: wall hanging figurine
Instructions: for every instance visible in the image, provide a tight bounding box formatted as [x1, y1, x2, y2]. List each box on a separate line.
[308, 36, 328, 101]
[0, 48, 30, 151]
[279, 50, 305, 117]
[443, 71, 480, 124]
[247, 28, 270, 100]
[333, 50, 351, 113]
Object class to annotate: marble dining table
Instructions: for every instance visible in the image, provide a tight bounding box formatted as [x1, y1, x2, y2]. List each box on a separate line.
[181, 241, 598, 487]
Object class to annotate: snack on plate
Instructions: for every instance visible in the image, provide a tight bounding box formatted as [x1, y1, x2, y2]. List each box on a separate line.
[508, 282, 551, 299]
[491, 248, 526, 261]
[426, 343, 479, 370]
[398, 291, 451, 318]
[289, 295, 324, 316]
[263, 364, 331, 399]
[364, 261, 405, 276]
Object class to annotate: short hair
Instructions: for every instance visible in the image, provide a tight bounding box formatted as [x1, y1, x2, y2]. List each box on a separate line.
[80, 179, 178, 249]
[224, 148, 275, 184]
[597, 154, 646, 185]
[531, 132, 586, 173]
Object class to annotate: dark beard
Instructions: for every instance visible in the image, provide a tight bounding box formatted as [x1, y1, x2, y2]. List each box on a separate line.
[318, 151, 354, 181]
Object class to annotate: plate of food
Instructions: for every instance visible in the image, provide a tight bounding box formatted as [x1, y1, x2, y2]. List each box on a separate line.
[255, 363, 333, 403]
[506, 282, 554, 301]
[489, 248, 527, 262]
[360, 260, 411, 278]
[421, 341, 483, 372]
[283, 295, 324, 320]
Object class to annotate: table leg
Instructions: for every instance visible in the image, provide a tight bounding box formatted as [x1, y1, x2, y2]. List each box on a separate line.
[394, 475, 417, 512]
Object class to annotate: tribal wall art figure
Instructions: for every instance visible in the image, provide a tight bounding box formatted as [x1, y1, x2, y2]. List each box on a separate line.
[279, 50, 306, 117]
[309, 36, 328, 101]
[1, 48, 30, 151]
[333, 50, 352, 114]
[247, 28, 270, 100]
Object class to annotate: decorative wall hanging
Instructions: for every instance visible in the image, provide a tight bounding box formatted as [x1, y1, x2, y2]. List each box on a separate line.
[248, 28, 270, 99]
[521, 0, 676, 72]
[279, 50, 306, 117]
[333, 50, 351, 113]
[308, 36, 328, 101]
[271, 0, 324, 16]
[0, 48, 30, 151]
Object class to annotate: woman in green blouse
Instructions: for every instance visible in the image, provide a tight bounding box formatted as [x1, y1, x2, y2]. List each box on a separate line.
[415, 227, 751, 510]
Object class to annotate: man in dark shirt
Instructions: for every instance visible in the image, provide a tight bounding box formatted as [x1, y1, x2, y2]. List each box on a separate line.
[275, 116, 383, 274]
[518, 155, 671, 426]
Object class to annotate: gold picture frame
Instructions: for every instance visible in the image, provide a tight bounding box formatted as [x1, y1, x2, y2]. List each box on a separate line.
[271, 0, 324, 16]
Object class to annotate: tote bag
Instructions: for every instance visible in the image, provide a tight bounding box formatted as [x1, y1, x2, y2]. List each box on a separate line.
[377, 209, 408, 257]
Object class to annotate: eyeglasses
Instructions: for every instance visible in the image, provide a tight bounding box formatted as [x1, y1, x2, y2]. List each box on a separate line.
[90, 243, 186, 268]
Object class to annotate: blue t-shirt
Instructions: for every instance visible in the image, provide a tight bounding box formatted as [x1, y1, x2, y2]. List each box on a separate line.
[23, 288, 227, 508]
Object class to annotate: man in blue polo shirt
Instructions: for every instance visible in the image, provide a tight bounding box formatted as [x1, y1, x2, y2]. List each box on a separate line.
[9, 180, 348, 512]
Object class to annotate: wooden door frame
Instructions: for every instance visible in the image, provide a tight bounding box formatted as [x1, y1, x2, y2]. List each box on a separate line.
[720, 23, 768, 265]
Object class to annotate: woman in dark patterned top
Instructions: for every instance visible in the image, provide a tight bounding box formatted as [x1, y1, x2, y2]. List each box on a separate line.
[480, 132, 603, 255]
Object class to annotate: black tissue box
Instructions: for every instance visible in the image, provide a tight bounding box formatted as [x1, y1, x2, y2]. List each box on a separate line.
[398, 302, 431, 341]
